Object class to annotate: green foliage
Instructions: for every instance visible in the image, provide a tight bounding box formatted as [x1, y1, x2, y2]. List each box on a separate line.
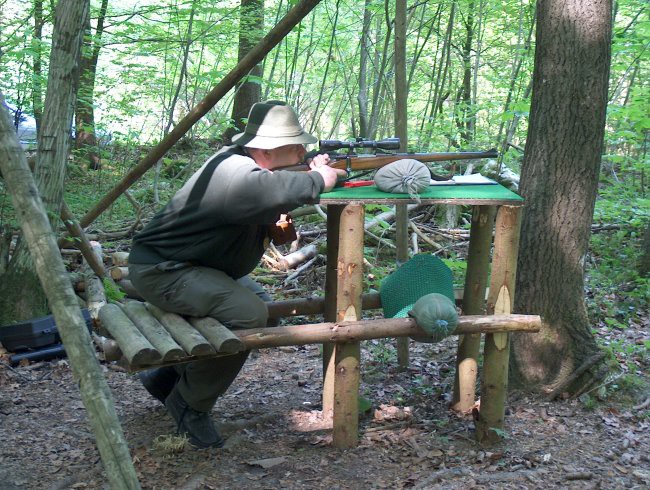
[103, 277, 126, 303]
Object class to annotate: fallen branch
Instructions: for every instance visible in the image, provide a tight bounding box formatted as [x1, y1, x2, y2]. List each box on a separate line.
[283, 254, 321, 285]
[546, 351, 607, 400]
[409, 220, 444, 251]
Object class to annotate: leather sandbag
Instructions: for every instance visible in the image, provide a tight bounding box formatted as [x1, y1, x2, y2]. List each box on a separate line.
[374, 159, 430, 199]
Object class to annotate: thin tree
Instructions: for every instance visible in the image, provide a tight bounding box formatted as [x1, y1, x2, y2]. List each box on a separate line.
[512, 0, 613, 396]
[224, 0, 264, 143]
[75, 0, 109, 170]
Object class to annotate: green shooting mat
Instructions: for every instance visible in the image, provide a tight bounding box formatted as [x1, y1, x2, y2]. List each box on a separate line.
[320, 183, 523, 203]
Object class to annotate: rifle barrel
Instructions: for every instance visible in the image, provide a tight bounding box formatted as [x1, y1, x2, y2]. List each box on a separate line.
[279, 148, 498, 172]
[329, 149, 498, 171]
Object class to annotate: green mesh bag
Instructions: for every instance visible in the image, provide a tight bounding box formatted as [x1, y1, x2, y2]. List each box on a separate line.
[380, 254, 456, 343]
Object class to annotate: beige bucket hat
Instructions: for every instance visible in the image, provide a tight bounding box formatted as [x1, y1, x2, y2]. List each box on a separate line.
[231, 100, 317, 149]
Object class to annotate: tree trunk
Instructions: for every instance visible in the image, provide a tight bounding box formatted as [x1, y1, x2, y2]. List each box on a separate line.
[512, 0, 613, 396]
[75, 0, 108, 170]
[31, 0, 44, 131]
[0, 0, 89, 326]
[223, 0, 264, 144]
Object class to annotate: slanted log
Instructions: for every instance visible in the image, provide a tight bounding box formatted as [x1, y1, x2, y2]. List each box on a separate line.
[189, 317, 246, 354]
[146, 303, 215, 357]
[98, 304, 161, 366]
[122, 301, 184, 362]
[83, 241, 106, 320]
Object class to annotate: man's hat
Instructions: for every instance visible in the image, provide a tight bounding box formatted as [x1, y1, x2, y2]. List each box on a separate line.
[231, 100, 317, 149]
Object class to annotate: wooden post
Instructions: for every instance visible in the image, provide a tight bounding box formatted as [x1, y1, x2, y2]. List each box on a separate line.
[452, 205, 496, 411]
[476, 205, 522, 444]
[395, 204, 410, 370]
[322, 204, 342, 419]
[333, 204, 364, 448]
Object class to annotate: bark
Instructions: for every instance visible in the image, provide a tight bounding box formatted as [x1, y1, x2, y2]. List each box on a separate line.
[0, 89, 140, 488]
[223, 0, 264, 144]
[32, 0, 44, 131]
[512, 0, 613, 394]
[75, 0, 108, 170]
[0, 0, 87, 326]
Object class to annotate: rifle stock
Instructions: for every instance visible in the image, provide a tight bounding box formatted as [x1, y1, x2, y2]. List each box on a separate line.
[281, 148, 498, 173]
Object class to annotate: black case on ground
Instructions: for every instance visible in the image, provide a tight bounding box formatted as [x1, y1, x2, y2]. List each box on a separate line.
[0, 309, 92, 352]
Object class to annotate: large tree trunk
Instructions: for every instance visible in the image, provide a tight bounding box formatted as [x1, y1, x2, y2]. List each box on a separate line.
[0, 0, 89, 326]
[223, 0, 264, 144]
[511, 0, 613, 396]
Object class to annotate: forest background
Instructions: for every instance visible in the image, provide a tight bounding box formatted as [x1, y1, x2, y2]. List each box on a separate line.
[0, 0, 648, 405]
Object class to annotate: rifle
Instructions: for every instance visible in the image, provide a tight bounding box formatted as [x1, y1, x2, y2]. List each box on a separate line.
[282, 137, 498, 175]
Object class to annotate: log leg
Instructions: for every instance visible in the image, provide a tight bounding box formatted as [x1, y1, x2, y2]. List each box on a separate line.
[395, 204, 410, 370]
[452, 205, 496, 412]
[333, 204, 364, 448]
[476, 205, 522, 444]
[323, 204, 342, 419]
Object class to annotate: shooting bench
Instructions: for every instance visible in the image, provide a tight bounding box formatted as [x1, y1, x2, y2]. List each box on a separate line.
[97, 183, 537, 448]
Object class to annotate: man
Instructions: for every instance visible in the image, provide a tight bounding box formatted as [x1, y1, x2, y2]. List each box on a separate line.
[128, 101, 345, 448]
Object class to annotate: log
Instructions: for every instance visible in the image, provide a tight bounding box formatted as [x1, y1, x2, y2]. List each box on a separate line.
[98, 304, 161, 366]
[109, 266, 129, 281]
[82, 241, 107, 319]
[188, 317, 246, 354]
[235, 314, 541, 349]
[122, 301, 185, 362]
[277, 244, 317, 270]
[98, 313, 541, 366]
[145, 303, 215, 356]
[111, 251, 130, 267]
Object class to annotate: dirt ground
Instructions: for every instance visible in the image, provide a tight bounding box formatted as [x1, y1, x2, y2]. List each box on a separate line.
[1, 333, 648, 490]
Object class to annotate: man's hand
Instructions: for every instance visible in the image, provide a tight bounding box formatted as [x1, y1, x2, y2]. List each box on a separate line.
[309, 154, 347, 192]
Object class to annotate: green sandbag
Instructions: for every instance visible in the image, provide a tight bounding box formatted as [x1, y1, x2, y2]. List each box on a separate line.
[374, 159, 430, 199]
[408, 293, 458, 343]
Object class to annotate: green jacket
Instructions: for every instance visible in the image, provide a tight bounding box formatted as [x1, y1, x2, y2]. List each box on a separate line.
[129, 146, 324, 279]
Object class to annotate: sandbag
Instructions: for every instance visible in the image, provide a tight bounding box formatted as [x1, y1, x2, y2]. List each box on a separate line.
[374, 159, 430, 200]
[408, 293, 458, 343]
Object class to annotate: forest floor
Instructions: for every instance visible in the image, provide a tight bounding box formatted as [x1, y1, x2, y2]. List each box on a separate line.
[1, 317, 648, 489]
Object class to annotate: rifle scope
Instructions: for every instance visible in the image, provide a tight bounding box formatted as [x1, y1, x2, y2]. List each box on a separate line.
[319, 137, 401, 153]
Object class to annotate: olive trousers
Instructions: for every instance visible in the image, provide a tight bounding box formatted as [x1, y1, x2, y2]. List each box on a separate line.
[129, 260, 272, 412]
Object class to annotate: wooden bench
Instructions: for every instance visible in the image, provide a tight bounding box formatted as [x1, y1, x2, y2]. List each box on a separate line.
[97, 298, 540, 447]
